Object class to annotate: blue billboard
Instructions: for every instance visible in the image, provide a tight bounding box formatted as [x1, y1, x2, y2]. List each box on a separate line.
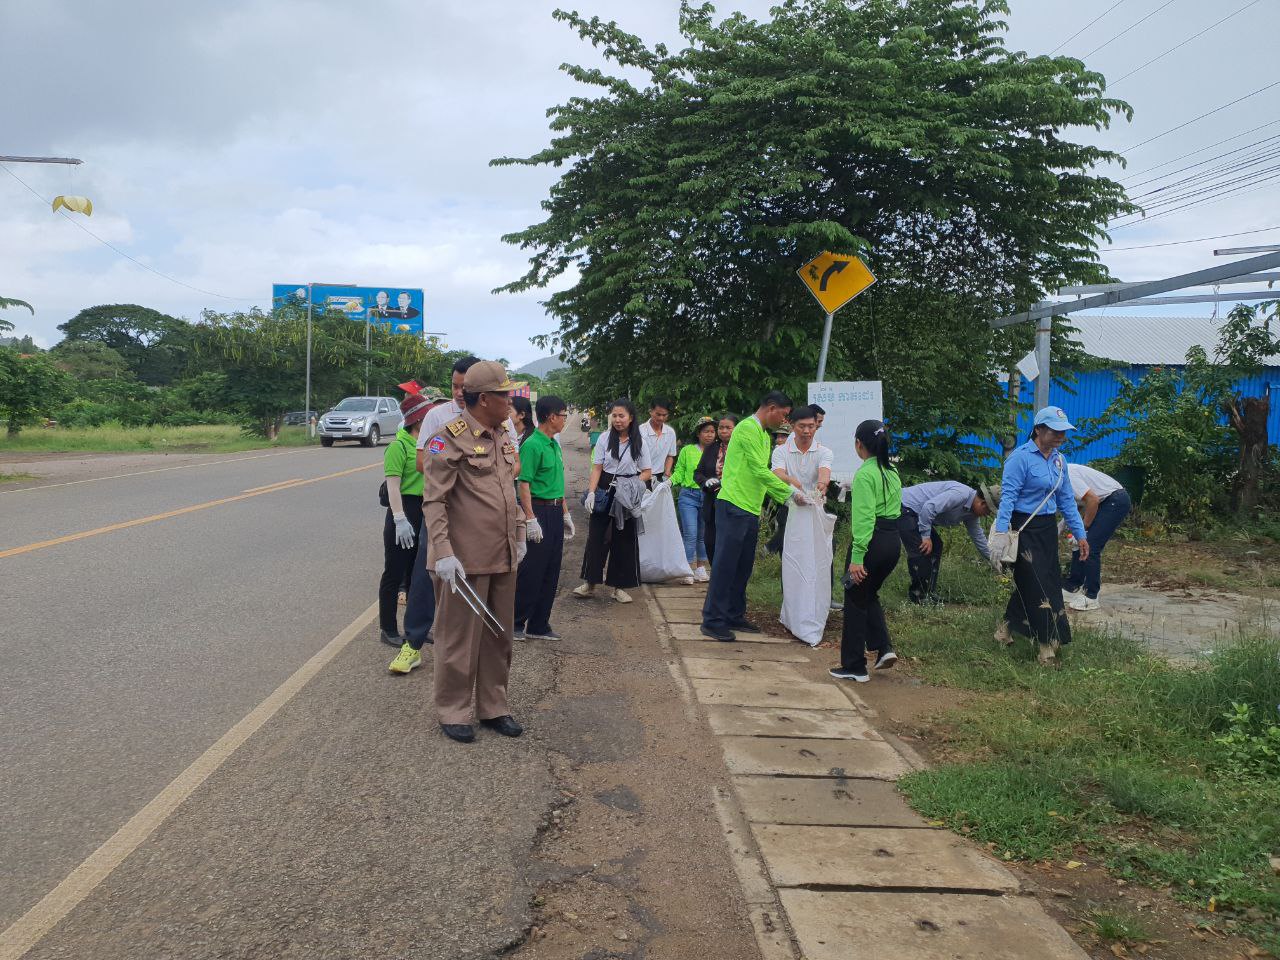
[272, 284, 425, 336]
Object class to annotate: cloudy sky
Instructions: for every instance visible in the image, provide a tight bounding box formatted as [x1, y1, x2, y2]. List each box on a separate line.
[3, 0, 1277, 364]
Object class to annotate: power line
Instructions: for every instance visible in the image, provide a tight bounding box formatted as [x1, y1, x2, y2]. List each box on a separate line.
[1050, 0, 1130, 55]
[1106, 224, 1280, 251]
[1129, 159, 1280, 212]
[0, 163, 256, 303]
[1108, 0, 1264, 87]
[1125, 131, 1280, 189]
[1081, 0, 1180, 59]
[1122, 119, 1280, 180]
[1128, 143, 1280, 200]
[1120, 79, 1280, 153]
[1111, 168, 1280, 227]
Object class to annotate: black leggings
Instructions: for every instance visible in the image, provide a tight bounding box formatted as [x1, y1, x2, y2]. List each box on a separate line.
[840, 520, 901, 673]
[379, 495, 423, 634]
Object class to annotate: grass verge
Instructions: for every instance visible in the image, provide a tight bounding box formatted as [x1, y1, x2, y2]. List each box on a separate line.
[0, 423, 314, 455]
[748, 523, 1280, 951]
[0, 471, 38, 483]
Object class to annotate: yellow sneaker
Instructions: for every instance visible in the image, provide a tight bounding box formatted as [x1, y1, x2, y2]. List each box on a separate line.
[389, 643, 422, 674]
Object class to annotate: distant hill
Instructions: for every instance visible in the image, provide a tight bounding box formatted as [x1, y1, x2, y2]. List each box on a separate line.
[515, 356, 567, 379]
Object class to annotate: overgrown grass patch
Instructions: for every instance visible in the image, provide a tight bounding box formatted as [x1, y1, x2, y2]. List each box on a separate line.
[0, 471, 37, 483]
[0, 423, 313, 454]
[745, 524, 1280, 949]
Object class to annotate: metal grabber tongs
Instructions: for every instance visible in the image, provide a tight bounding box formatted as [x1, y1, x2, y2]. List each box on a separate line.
[450, 573, 505, 638]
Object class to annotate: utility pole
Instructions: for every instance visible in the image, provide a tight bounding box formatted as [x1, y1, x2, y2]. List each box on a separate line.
[304, 282, 357, 437]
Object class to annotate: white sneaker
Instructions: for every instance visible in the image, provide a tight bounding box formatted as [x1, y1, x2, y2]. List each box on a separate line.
[694, 567, 710, 583]
[681, 576, 696, 585]
[613, 589, 633, 604]
[573, 583, 595, 598]
[1069, 594, 1100, 611]
[994, 621, 1013, 646]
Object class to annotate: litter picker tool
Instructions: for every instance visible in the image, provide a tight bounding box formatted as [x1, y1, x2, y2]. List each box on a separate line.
[451, 574, 504, 638]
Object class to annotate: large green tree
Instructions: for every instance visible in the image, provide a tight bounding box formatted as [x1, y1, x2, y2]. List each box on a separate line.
[57, 303, 192, 385]
[0, 349, 74, 436]
[496, 0, 1132, 469]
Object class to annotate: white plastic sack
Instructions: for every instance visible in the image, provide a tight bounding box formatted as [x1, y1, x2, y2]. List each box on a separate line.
[779, 503, 836, 645]
[638, 481, 695, 583]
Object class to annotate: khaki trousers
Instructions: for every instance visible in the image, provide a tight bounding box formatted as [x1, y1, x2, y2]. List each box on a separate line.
[431, 570, 516, 725]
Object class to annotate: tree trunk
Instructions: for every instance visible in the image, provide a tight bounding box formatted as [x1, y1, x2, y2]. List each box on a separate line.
[1001, 368, 1021, 458]
[1230, 392, 1269, 513]
[261, 417, 279, 440]
[6, 419, 20, 438]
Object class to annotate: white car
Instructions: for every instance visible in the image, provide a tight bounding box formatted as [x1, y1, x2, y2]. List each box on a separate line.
[318, 396, 403, 447]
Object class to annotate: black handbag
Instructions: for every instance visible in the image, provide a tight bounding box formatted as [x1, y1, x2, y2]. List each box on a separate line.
[378, 480, 389, 507]
[589, 485, 614, 515]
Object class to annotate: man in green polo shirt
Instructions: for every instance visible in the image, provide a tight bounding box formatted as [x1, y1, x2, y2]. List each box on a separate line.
[514, 395, 575, 640]
[701, 390, 812, 641]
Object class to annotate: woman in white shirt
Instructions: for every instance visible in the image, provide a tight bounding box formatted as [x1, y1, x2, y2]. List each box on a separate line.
[575, 399, 653, 603]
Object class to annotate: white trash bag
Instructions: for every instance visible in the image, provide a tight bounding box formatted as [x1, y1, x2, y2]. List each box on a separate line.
[638, 481, 695, 583]
[779, 501, 836, 645]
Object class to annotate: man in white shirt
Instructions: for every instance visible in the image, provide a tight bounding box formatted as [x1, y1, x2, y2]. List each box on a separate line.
[639, 398, 678, 481]
[1062, 463, 1131, 611]
[766, 406, 833, 554]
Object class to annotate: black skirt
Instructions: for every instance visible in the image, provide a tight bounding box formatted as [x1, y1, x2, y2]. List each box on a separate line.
[1004, 513, 1072, 647]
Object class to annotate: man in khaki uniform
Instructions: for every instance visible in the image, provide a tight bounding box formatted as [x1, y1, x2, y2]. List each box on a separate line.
[422, 361, 528, 743]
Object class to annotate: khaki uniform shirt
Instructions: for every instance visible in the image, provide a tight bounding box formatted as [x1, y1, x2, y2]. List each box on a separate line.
[423, 409, 526, 574]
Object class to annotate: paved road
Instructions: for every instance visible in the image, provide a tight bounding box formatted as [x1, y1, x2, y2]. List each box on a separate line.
[0, 446, 394, 930]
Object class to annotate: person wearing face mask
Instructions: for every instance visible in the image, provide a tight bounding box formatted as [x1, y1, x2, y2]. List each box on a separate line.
[694, 413, 738, 566]
[987, 406, 1090, 665]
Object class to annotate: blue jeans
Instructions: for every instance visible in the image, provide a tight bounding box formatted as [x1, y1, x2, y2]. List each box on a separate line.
[677, 487, 708, 564]
[702, 500, 759, 632]
[403, 515, 436, 649]
[1063, 489, 1132, 599]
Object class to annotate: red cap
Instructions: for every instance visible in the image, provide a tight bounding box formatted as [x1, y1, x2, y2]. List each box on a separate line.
[398, 379, 422, 395]
[400, 393, 433, 427]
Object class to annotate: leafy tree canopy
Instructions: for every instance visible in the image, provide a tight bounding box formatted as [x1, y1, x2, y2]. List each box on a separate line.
[0, 349, 74, 436]
[496, 0, 1133, 469]
[49, 340, 132, 380]
[57, 303, 192, 385]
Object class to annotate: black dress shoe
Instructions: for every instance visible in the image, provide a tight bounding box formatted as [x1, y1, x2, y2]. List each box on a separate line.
[441, 723, 475, 743]
[481, 715, 524, 738]
[379, 629, 405, 647]
[730, 619, 762, 633]
[700, 624, 736, 642]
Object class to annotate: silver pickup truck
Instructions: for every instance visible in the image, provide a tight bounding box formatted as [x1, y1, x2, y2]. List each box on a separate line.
[318, 396, 403, 447]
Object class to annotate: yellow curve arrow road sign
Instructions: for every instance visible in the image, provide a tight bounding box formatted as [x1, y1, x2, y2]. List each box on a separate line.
[797, 252, 875, 314]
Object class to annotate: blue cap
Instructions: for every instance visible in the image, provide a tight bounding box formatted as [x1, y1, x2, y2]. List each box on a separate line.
[1033, 406, 1075, 431]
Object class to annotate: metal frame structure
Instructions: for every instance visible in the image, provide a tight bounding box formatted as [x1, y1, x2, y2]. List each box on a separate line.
[989, 250, 1280, 410]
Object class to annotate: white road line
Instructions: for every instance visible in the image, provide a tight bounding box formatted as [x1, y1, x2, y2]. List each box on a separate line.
[0, 448, 321, 495]
[0, 601, 380, 960]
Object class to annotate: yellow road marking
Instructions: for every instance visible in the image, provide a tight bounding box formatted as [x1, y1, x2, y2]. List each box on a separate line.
[0, 448, 318, 495]
[0, 463, 378, 561]
[242, 478, 303, 494]
[0, 601, 380, 960]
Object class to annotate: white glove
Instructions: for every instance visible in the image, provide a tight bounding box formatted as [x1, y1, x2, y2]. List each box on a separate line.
[517, 540, 528, 564]
[705, 477, 721, 490]
[526, 516, 544, 543]
[392, 513, 416, 549]
[564, 512, 576, 540]
[790, 490, 814, 507]
[435, 555, 465, 588]
[583, 490, 596, 512]
[987, 531, 1011, 571]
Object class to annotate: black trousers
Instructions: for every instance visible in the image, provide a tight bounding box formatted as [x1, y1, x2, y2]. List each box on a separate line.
[702, 500, 760, 631]
[379, 495, 423, 635]
[1006, 513, 1072, 647]
[703, 491, 720, 565]
[515, 502, 565, 633]
[581, 510, 640, 588]
[841, 520, 901, 673]
[897, 509, 943, 603]
[765, 503, 789, 554]
[403, 510, 437, 650]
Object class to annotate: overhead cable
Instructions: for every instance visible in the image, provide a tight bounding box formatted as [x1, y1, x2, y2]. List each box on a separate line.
[1050, 0, 1130, 56]
[1081, 0, 1180, 59]
[1108, 0, 1263, 87]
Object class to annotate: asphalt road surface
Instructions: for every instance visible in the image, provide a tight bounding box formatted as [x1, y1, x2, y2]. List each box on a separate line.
[0, 432, 759, 960]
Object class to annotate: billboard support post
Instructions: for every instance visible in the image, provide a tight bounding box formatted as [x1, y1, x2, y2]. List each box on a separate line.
[305, 286, 314, 438]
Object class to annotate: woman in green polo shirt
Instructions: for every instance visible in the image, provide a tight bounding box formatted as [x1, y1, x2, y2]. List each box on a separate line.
[830, 419, 902, 683]
[379, 393, 432, 650]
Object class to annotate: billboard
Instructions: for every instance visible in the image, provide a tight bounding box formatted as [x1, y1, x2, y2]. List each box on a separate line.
[808, 381, 883, 485]
[272, 284, 425, 336]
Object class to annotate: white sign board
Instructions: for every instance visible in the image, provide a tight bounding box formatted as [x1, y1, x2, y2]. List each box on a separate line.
[808, 381, 884, 485]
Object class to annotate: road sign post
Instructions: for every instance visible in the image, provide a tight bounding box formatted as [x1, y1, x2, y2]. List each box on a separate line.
[796, 252, 875, 381]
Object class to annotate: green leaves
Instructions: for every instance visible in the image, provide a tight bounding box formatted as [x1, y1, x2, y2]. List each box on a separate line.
[499, 1, 1133, 447]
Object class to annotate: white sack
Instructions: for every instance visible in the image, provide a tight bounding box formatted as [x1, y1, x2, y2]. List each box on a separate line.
[779, 503, 836, 645]
[638, 481, 695, 583]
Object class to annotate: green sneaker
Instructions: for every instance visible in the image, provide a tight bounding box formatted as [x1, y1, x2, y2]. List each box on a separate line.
[389, 643, 422, 674]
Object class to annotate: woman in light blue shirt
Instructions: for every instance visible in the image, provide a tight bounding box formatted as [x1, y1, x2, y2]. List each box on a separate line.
[988, 407, 1090, 664]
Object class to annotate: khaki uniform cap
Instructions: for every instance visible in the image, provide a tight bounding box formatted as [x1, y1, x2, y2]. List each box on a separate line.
[463, 361, 516, 394]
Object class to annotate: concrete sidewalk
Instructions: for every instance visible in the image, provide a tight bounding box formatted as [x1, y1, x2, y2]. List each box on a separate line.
[643, 581, 1089, 960]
